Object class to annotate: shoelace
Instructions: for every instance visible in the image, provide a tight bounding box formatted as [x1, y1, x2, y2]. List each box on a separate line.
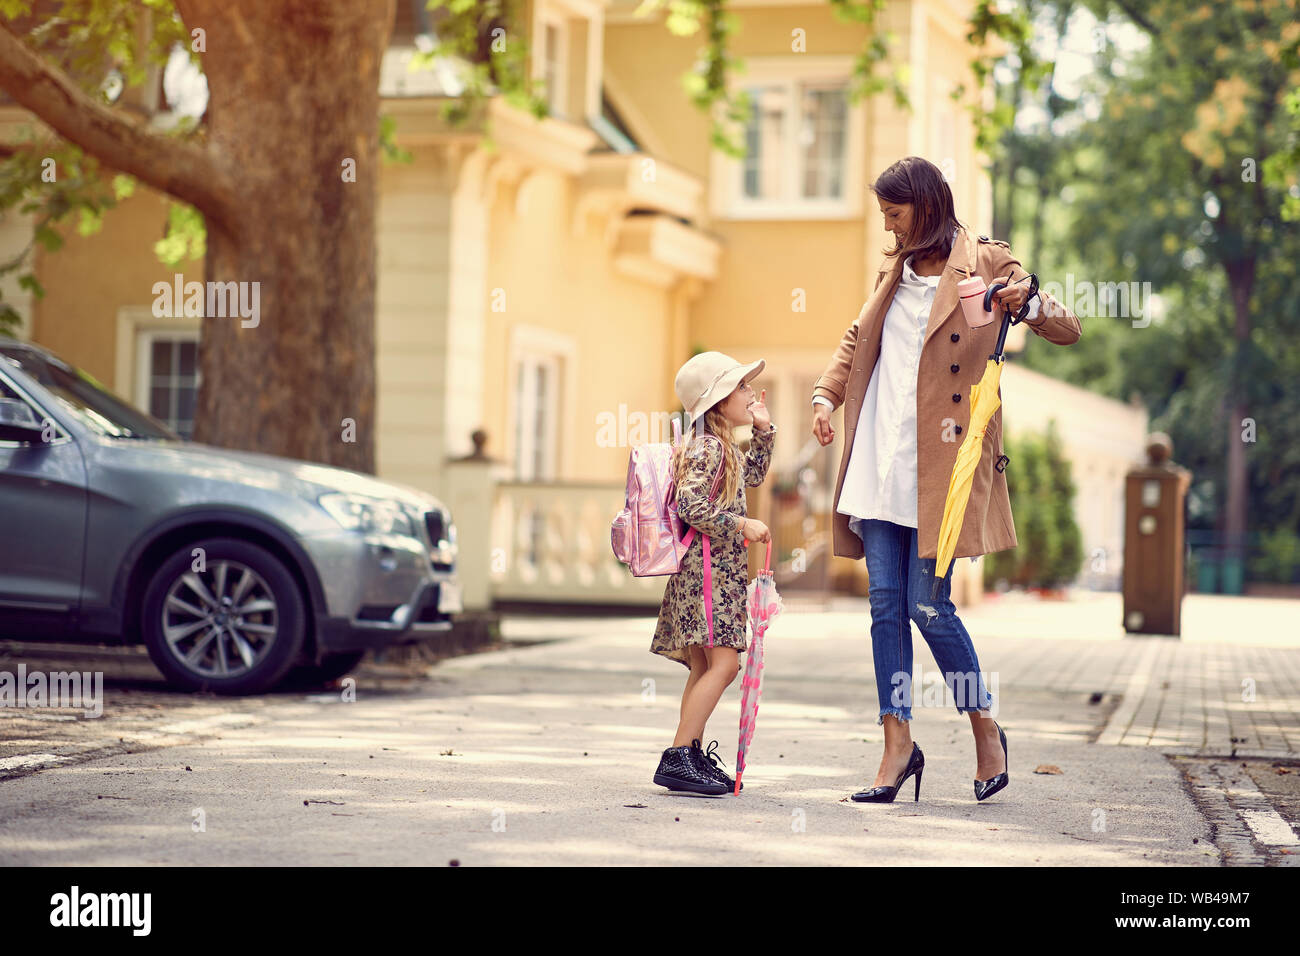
[702, 740, 730, 775]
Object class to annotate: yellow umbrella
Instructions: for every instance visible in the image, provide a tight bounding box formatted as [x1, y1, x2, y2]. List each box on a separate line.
[932, 356, 1005, 597]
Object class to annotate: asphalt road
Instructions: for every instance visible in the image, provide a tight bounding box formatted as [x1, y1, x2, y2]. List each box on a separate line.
[0, 601, 1295, 866]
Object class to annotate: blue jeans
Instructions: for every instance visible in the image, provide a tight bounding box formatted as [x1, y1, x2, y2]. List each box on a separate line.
[852, 517, 994, 724]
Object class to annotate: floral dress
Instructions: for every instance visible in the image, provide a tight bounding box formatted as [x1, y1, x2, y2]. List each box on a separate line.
[650, 426, 775, 670]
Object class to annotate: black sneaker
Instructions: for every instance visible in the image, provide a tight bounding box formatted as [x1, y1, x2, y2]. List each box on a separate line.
[653, 740, 728, 795]
[697, 739, 742, 792]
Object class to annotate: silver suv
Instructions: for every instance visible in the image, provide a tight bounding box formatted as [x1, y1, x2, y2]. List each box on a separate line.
[0, 338, 461, 694]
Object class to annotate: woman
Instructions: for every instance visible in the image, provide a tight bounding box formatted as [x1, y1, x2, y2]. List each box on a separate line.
[810, 156, 1081, 803]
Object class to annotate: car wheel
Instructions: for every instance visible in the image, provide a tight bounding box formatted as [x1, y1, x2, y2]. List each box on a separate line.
[279, 651, 367, 689]
[140, 537, 307, 695]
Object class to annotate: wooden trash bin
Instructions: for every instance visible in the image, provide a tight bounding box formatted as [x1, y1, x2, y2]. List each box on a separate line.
[1122, 433, 1191, 636]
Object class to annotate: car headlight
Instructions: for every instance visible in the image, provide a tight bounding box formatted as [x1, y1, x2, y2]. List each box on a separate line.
[319, 492, 419, 538]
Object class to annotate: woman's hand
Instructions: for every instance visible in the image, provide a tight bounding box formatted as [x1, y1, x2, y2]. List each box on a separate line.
[749, 388, 772, 432]
[812, 404, 835, 446]
[991, 274, 1031, 314]
[740, 517, 771, 544]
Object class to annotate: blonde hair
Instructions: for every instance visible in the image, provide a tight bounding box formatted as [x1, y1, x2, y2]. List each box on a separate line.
[670, 404, 742, 509]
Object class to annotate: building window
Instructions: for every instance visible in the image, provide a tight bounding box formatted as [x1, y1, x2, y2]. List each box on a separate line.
[541, 16, 568, 118]
[713, 58, 863, 220]
[742, 83, 846, 203]
[512, 351, 561, 482]
[512, 348, 563, 571]
[800, 86, 847, 199]
[742, 85, 788, 199]
[139, 332, 198, 439]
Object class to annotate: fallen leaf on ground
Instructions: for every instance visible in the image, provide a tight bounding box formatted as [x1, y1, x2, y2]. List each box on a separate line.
[1034, 764, 1063, 774]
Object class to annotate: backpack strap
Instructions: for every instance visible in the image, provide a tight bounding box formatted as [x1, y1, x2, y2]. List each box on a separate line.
[703, 534, 715, 646]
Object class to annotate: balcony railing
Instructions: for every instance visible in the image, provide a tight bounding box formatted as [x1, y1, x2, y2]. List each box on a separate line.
[490, 480, 667, 604]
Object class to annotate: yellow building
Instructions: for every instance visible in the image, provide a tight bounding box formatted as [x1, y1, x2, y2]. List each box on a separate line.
[0, 0, 1146, 609]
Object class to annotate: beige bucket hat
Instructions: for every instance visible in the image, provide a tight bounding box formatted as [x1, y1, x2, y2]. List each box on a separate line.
[674, 350, 765, 423]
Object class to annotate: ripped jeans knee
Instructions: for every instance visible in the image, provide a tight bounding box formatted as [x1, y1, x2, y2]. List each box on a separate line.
[911, 601, 944, 627]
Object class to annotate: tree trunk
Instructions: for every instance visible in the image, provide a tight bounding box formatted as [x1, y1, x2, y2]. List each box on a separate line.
[182, 0, 394, 474]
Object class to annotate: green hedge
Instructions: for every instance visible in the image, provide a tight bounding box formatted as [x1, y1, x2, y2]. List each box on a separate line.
[1247, 528, 1300, 584]
[983, 420, 1083, 590]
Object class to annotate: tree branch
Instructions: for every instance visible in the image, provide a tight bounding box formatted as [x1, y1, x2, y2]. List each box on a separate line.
[0, 21, 238, 234]
[1111, 0, 1158, 35]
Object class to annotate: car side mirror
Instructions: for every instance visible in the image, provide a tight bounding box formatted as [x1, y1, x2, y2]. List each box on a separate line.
[0, 397, 47, 442]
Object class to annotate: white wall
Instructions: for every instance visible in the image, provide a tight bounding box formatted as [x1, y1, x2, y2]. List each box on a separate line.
[1000, 363, 1148, 589]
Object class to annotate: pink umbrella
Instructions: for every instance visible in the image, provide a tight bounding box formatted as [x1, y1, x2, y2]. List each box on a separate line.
[735, 538, 783, 795]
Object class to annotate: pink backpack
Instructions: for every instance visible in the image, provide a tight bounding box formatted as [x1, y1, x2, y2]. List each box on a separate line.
[611, 418, 728, 645]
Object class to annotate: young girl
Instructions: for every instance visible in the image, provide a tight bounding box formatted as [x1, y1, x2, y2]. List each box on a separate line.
[650, 350, 775, 795]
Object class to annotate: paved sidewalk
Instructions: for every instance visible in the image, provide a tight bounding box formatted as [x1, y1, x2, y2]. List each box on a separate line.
[905, 589, 1300, 757]
[494, 589, 1300, 763]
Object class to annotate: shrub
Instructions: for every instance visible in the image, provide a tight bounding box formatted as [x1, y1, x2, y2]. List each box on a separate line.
[984, 420, 1083, 590]
[1248, 527, 1300, 584]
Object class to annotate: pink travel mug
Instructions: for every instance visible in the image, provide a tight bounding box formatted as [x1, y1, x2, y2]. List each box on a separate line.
[958, 275, 994, 328]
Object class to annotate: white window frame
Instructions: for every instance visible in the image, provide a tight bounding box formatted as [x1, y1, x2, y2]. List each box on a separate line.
[710, 56, 865, 221]
[512, 353, 559, 482]
[534, 6, 570, 120]
[135, 328, 200, 438]
[531, 0, 605, 122]
[506, 325, 577, 482]
[114, 306, 201, 414]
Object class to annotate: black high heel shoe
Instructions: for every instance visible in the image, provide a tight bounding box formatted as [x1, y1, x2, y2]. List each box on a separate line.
[851, 742, 924, 803]
[973, 722, 1008, 801]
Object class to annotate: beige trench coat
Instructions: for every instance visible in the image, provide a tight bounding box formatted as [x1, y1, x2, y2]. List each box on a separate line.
[813, 226, 1082, 562]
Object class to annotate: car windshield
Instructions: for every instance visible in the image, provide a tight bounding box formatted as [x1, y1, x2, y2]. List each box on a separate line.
[0, 345, 180, 441]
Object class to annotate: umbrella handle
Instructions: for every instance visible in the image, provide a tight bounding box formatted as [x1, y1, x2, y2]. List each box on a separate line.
[763, 538, 772, 573]
[985, 282, 1013, 362]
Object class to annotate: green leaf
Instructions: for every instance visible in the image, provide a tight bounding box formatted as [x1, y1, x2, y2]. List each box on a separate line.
[77, 206, 104, 236]
[378, 114, 414, 164]
[34, 224, 63, 252]
[153, 201, 206, 267]
[17, 273, 45, 298]
[112, 173, 136, 200]
[0, 302, 22, 338]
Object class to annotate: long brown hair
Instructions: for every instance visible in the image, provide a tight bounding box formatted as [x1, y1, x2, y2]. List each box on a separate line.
[670, 404, 742, 508]
[870, 156, 962, 263]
